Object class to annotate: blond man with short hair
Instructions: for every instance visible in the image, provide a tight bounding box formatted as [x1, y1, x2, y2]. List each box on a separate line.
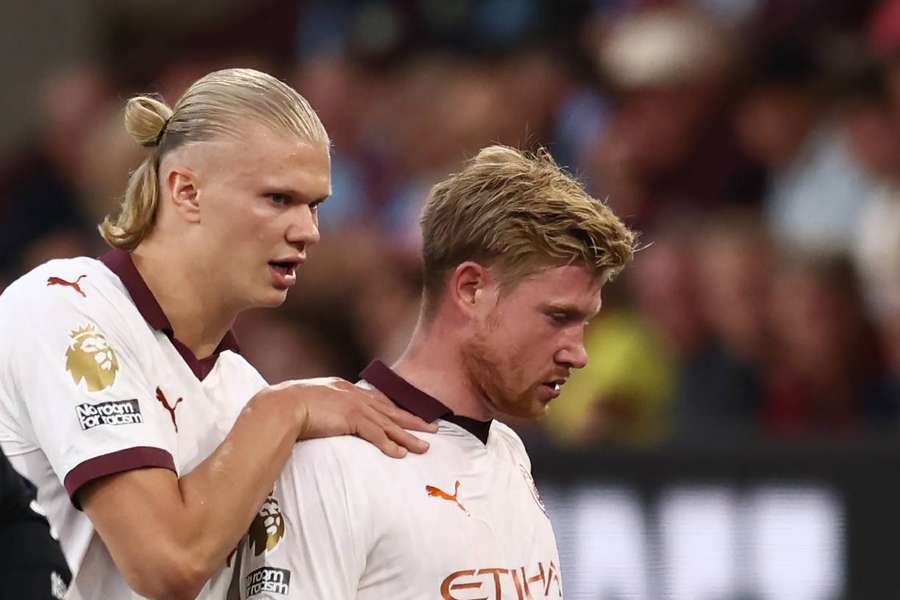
[0, 68, 434, 600]
[235, 145, 636, 599]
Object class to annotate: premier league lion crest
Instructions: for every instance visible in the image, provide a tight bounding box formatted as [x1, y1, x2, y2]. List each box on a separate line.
[66, 324, 119, 392]
[249, 495, 286, 556]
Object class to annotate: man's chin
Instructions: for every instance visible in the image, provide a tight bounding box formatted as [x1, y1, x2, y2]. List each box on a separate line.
[496, 395, 550, 421]
[255, 288, 290, 309]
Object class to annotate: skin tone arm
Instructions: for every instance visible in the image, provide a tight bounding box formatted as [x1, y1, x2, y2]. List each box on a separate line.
[81, 378, 434, 600]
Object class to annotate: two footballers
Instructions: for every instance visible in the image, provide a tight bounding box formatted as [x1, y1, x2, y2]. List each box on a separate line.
[0, 67, 636, 599]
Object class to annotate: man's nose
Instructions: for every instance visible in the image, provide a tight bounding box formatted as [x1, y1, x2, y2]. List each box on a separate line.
[286, 204, 320, 247]
[556, 335, 588, 370]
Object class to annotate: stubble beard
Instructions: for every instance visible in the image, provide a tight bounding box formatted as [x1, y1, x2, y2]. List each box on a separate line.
[461, 321, 538, 420]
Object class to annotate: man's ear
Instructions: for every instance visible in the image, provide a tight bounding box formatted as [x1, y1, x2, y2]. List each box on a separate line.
[449, 261, 494, 316]
[165, 167, 201, 224]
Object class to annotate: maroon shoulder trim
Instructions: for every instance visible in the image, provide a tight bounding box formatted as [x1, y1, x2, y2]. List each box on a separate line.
[360, 360, 493, 444]
[360, 360, 451, 422]
[99, 249, 242, 380]
[64, 446, 176, 510]
[99, 249, 169, 332]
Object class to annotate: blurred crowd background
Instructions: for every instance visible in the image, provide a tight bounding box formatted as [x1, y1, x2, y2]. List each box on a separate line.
[3, 0, 900, 451]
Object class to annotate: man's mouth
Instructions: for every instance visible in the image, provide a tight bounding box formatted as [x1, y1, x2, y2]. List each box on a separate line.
[268, 261, 297, 277]
[268, 258, 302, 289]
[542, 378, 567, 394]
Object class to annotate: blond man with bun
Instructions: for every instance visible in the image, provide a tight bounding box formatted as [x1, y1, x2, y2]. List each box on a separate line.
[0, 68, 434, 600]
[235, 146, 636, 599]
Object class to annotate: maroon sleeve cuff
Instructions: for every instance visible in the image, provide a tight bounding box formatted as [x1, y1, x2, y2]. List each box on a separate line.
[64, 446, 176, 510]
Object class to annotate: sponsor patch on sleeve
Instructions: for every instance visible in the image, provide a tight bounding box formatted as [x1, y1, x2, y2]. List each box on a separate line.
[246, 567, 291, 597]
[76, 399, 143, 430]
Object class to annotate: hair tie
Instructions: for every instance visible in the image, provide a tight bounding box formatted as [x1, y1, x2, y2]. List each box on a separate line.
[154, 117, 171, 146]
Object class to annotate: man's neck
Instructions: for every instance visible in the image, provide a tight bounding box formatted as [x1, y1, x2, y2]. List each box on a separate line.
[392, 320, 493, 422]
[132, 243, 235, 358]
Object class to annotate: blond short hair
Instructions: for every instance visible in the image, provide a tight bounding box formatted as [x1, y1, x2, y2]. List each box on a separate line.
[99, 68, 329, 250]
[420, 145, 636, 311]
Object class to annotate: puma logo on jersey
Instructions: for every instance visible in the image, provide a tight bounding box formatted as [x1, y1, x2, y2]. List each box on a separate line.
[47, 275, 87, 297]
[156, 387, 183, 432]
[426, 480, 470, 516]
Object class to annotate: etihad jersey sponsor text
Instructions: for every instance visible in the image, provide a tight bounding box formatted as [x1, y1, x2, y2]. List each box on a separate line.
[441, 560, 562, 600]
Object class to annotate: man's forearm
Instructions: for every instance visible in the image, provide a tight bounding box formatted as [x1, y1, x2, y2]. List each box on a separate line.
[82, 386, 302, 599]
[176, 387, 301, 567]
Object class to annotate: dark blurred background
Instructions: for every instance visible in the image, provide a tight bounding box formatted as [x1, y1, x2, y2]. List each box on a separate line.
[3, 0, 900, 597]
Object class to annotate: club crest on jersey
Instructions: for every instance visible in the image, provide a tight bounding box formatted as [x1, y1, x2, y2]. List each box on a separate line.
[66, 324, 119, 392]
[519, 464, 548, 517]
[249, 495, 285, 556]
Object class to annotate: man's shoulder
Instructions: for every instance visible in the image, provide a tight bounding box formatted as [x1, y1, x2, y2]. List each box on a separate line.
[288, 431, 441, 480]
[292, 434, 393, 465]
[1, 256, 120, 309]
[491, 420, 525, 447]
[490, 420, 532, 465]
[0, 256, 140, 363]
[215, 351, 268, 385]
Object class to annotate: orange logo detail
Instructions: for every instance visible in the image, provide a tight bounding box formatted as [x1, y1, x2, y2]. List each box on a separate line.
[155, 387, 183, 433]
[441, 560, 562, 599]
[426, 480, 470, 516]
[47, 275, 87, 297]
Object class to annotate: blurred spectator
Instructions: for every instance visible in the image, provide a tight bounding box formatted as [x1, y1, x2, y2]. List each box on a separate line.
[837, 59, 900, 324]
[873, 310, 900, 423]
[674, 210, 772, 442]
[587, 5, 762, 232]
[736, 39, 877, 257]
[764, 256, 884, 435]
[696, 210, 772, 368]
[0, 64, 112, 279]
[291, 55, 374, 230]
[77, 104, 146, 226]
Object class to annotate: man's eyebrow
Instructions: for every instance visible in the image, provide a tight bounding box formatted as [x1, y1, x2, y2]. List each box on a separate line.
[542, 303, 595, 320]
[266, 186, 330, 204]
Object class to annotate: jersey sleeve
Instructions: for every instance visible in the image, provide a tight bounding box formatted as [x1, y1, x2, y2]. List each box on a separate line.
[237, 439, 372, 600]
[0, 269, 177, 507]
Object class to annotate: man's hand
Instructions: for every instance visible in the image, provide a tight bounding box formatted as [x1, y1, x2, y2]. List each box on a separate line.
[269, 378, 437, 458]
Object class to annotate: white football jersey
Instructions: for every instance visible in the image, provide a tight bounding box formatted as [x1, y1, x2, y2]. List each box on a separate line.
[234, 360, 563, 600]
[0, 250, 268, 599]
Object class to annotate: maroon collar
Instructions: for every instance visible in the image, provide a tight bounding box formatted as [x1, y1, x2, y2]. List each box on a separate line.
[360, 360, 492, 444]
[99, 249, 240, 380]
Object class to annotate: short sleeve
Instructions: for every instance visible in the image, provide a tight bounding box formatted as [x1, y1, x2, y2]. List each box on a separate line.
[0, 268, 177, 507]
[236, 439, 371, 600]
